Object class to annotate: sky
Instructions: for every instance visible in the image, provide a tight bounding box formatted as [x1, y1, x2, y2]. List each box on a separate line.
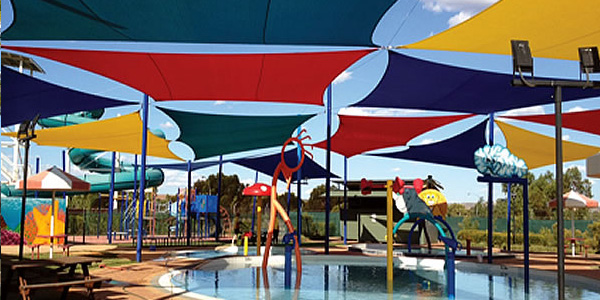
[2, 0, 600, 204]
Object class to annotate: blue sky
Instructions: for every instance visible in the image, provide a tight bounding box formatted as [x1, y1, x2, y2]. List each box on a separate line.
[2, 0, 599, 203]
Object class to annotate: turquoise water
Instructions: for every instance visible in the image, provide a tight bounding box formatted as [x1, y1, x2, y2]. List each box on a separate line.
[171, 263, 600, 300]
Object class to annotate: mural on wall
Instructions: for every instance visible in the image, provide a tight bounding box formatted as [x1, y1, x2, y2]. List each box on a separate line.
[1, 197, 66, 245]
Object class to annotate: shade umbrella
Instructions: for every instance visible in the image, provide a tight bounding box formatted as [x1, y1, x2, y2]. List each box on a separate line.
[243, 183, 272, 255]
[549, 190, 599, 255]
[18, 166, 90, 258]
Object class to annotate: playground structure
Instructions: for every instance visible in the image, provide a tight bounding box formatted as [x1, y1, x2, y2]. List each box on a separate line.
[361, 176, 460, 298]
[168, 189, 232, 240]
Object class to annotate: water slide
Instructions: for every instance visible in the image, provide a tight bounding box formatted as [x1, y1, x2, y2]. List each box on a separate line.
[1, 109, 164, 196]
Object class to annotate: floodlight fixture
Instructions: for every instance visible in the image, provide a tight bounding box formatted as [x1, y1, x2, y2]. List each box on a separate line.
[579, 46, 600, 87]
[511, 40, 535, 87]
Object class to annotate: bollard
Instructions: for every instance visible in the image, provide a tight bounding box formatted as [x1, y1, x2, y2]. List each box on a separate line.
[466, 238, 471, 256]
[244, 236, 249, 256]
[283, 233, 295, 289]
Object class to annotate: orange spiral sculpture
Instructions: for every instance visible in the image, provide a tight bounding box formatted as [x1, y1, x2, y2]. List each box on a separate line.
[261, 129, 311, 289]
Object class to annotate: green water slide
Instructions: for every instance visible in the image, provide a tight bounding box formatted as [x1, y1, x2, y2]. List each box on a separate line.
[1, 109, 164, 197]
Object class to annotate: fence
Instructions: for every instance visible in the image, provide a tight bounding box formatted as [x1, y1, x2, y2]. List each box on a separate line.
[445, 217, 594, 233]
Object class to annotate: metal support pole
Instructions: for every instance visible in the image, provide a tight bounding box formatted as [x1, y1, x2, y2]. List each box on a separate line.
[97, 193, 101, 238]
[62, 151, 68, 244]
[187, 160, 192, 246]
[523, 177, 530, 294]
[386, 180, 393, 294]
[119, 191, 124, 234]
[18, 140, 30, 260]
[136, 94, 149, 262]
[555, 86, 565, 300]
[108, 152, 116, 244]
[487, 113, 494, 264]
[507, 183, 512, 252]
[132, 154, 138, 237]
[343, 157, 348, 245]
[216, 155, 223, 241]
[175, 188, 180, 237]
[35, 157, 40, 198]
[325, 84, 332, 254]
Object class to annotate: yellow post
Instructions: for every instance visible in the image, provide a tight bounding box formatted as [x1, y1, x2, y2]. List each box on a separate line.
[244, 236, 249, 256]
[386, 180, 393, 295]
[256, 197, 263, 256]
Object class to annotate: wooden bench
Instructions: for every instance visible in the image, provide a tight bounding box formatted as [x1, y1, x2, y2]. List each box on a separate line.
[19, 276, 111, 300]
[58, 244, 73, 257]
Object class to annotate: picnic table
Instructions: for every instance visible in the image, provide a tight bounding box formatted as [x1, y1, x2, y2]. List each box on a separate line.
[1, 256, 110, 300]
[566, 237, 585, 256]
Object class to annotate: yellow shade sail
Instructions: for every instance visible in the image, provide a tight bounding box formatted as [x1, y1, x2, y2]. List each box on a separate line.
[496, 120, 600, 169]
[3, 112, 181, 160]
[403, 0, 600, 61]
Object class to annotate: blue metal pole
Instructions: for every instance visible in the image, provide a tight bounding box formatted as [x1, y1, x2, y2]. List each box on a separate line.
[325, 84, 332, 255]
[97, 192, 101, 238]
[296, 134, 302, 246]
[62, 151, 67, 243]
[507, 183, 512, 252]
[136, 94, 149, 262]
[125, 192, 129, 239]
[487, 113, 494, 264]
[216, 155, 223, 241]
[120, 191, 124, 233]
[108, 152, 116, 244]
[251, 171, 258, 233]
[187, 160, 192, 246]
[343, 156, 348, 245]
[132, 154, 138, 238]
[175, 188, 180, 237]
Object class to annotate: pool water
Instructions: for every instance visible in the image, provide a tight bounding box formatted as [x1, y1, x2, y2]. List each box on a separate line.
[175, 247, 313, 260]
[169, 263, 600, 300]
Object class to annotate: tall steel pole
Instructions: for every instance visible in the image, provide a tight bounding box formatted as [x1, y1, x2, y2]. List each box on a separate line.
[325, 84, 332, 254]
[555, 86, 565, 300]
[136, 95, 149, 262]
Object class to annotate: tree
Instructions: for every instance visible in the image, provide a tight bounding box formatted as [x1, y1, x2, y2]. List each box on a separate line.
[448, 203, 468, 217]
[303, 184, 339, 211]
[469, 197, 487, 218]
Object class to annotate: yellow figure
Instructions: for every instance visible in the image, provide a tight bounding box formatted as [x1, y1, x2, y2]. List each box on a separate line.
[418, 189, 448, 218]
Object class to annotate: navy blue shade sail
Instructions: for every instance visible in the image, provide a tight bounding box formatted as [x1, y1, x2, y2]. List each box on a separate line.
[371, 119, 488, 169]
[1, 66, 131, 127]
[148, 148, 337, 181]
[353, 51, 600, 114]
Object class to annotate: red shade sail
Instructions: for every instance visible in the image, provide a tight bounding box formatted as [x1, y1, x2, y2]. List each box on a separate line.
[5, 46, 374, 105]
[243, 183, 272, 196]
[313, 114, 473, 157]
[502, 109, 600, 136]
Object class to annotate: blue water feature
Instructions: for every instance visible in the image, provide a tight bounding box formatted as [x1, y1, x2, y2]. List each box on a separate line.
[170, 263, 599, 300]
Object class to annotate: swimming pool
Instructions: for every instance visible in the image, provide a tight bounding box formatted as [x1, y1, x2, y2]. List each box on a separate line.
[159, 255, 600, 299]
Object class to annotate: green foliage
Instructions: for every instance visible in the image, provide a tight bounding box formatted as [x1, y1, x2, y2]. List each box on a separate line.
[459, 216, 479, 230]
[586, 221, 600, 251]
[448, 203, 468, 217]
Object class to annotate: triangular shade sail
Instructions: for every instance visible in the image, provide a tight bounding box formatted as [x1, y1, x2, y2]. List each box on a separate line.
[496, 120, 600, 169]
[371, 119, 488, 169]
[4, 46, 373, 105]
[403, 0, 600, 61]
[502, 109, 600, 136]
[3, 0, 396, 47]
[3, 112, 180, 160]
[160, 108, 314, 160]
[353, 51, 600, 114]
[234, 149, 339, 181]
[313, 114, 472, 157]
[147, 148, 336, 181]
[1, 66, 130, 127]
[18, 166, 90, 192]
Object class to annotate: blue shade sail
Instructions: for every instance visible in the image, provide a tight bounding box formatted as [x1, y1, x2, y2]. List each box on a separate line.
[353, 51, 600, 114]
[371, 119, 488, 169]
[1, 66, 131, 127]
